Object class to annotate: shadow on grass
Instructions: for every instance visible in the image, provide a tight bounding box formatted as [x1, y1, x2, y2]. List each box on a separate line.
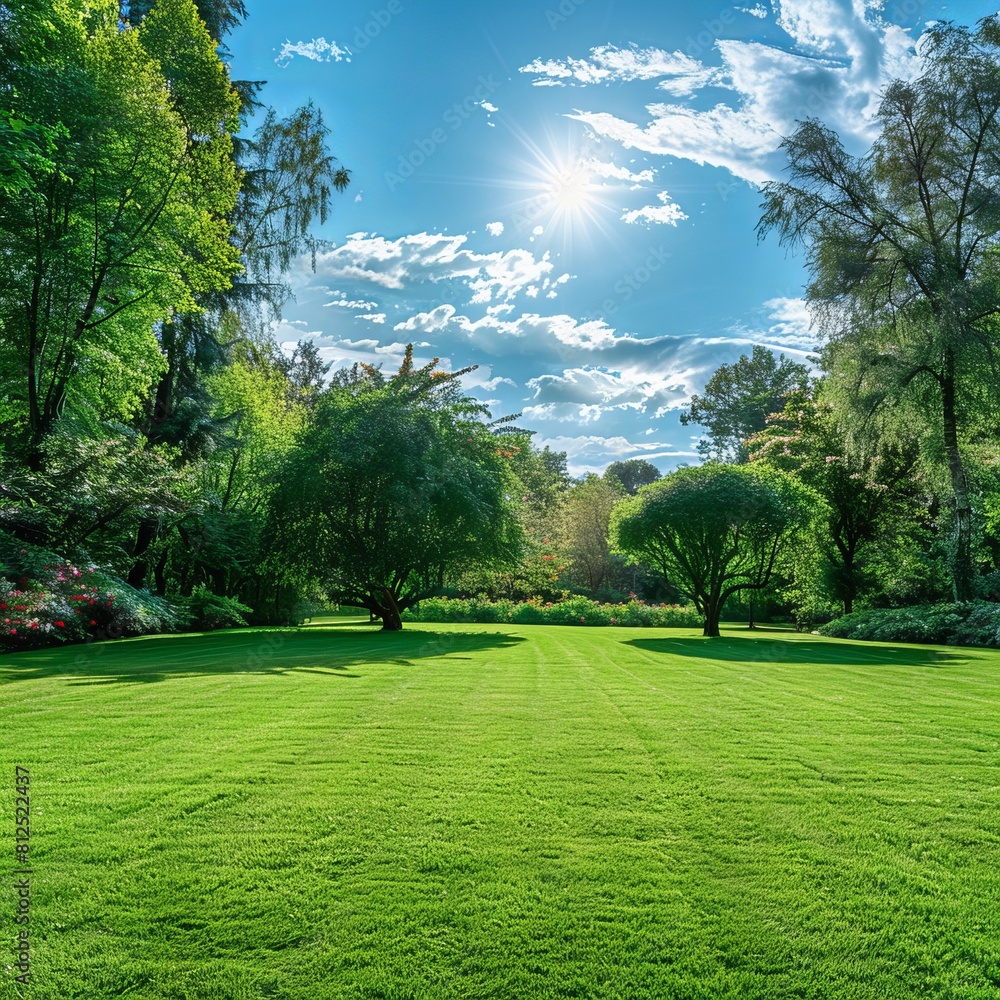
[625, 636, 964, 668]
[0, 626, 526, 686]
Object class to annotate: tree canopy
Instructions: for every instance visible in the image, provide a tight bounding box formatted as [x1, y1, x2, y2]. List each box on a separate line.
[612, 464, 818, 636]
[680, 345, 810, 463]
[0, 0, 241, 462]
[758, 16, 1000, 599]
[604, 459, 662, 495]
[271, 349, 523, 629]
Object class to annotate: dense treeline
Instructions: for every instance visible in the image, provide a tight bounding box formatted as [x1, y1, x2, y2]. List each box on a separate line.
[0, 0, 360, 644]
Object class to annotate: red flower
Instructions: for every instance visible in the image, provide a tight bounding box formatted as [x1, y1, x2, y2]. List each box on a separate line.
[55, 621, 65, 627]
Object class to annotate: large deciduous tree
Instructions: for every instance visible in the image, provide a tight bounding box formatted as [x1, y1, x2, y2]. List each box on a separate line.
[0, 0, 241, 463]
[757, 16, 1000, 601]
[611, 464, 818, 636]
[680, 345, 810, 463]
[560, 474, 624, 593]
[747, 391, 921, 615]
[604, 459, 662, 495]
[272, 349, 523, 630]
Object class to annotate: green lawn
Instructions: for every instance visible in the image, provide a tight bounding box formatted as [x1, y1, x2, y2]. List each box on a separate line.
[2, 622, 998, 999]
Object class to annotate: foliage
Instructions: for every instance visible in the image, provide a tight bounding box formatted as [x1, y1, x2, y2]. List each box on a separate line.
[819, 601, 1000, 647]
[177, 585, 251, 631]
[402, 595, 701, 628]
[612, 463, 820, 636]
[0, 538, 183, 652]
[748, 389, 924, 613]
[0, 416, 189, 567]
[679, 345, 809, 463]
[272, 348, 524, 629]
[559, 474, 625, 593]
[230, 104, 350, 319]
[758, 17, 1000, 599]
[0, 0, 241, 455]
[604, 459, 661, 495]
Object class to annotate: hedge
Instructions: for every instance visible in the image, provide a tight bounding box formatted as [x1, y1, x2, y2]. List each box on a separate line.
[403, 596, 701, 628]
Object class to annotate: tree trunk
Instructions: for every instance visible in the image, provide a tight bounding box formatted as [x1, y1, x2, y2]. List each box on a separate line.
[127, 517, 159, 588]
[379, 587, 403, 631]
[702, 603, 722, 637]
[748, 598, 756, 630]
[942, 347, 975, 602]
[153, 550, 168, 595]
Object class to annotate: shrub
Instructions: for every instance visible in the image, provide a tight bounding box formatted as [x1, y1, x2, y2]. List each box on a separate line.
[178, 586, 252, 631]
[0, 552, 184, 652]
[819, 602, 1000, 647]
[403, 596, 701, 628]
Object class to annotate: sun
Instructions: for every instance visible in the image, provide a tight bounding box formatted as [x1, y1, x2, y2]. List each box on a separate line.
[493, 122, 618, 252]
[545, 159, 599, 213]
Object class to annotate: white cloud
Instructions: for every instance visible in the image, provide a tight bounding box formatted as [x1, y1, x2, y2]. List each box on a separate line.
[275, 37, 350, 68]
[486, 221, 505, 236]
[525, 367, 689, 422]
[323, 298, 379, 310]
[533, 434, 698, 475]
[724, 296, 818, 352]
[520, 44, 720, 97]
[762, 296, 814, 347]
[586, 159, 655, 184]
[481, 101, 499, 113]
[358, 313, 387, 324]
[483, 376, 518, 390]
[739, 3, 769, 18]
[392, 305, 695, 375]
[310, 232, 553, 304]
[547, 3, 924, 185]
[622, 191, 688, 226]
[570, 103, 778, 186]
[333, 338, 379, 351]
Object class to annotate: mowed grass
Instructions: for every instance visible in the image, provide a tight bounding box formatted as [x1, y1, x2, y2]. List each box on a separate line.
[1, 622, 999, 1000]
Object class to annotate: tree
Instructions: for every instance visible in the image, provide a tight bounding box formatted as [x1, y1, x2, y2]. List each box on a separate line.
[747, 391, 922, 614]
[680, 345, 810, 463]
[561, 474, 624, 593]
[0, 0, 241, 462]
[611, 464, 818, 636]
[272, 349, 523, 630]
[604, 459, 661, 495]
[757, 16, 1000, 601]
[452, 435, 570, 602]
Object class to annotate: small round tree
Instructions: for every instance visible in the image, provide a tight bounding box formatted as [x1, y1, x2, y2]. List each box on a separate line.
[611, 463, 819, 636]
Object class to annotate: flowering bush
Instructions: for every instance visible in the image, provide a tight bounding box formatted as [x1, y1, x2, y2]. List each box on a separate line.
[0, 537, 189, 652]
[403, 595, 700, 628]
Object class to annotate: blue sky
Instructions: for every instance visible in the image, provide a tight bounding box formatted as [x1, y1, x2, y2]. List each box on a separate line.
[229, 0, 991, 475]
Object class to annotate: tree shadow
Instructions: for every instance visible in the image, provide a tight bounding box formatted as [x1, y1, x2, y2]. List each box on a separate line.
[624, 635, 965, 668]
[0, 626, 526, 686]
